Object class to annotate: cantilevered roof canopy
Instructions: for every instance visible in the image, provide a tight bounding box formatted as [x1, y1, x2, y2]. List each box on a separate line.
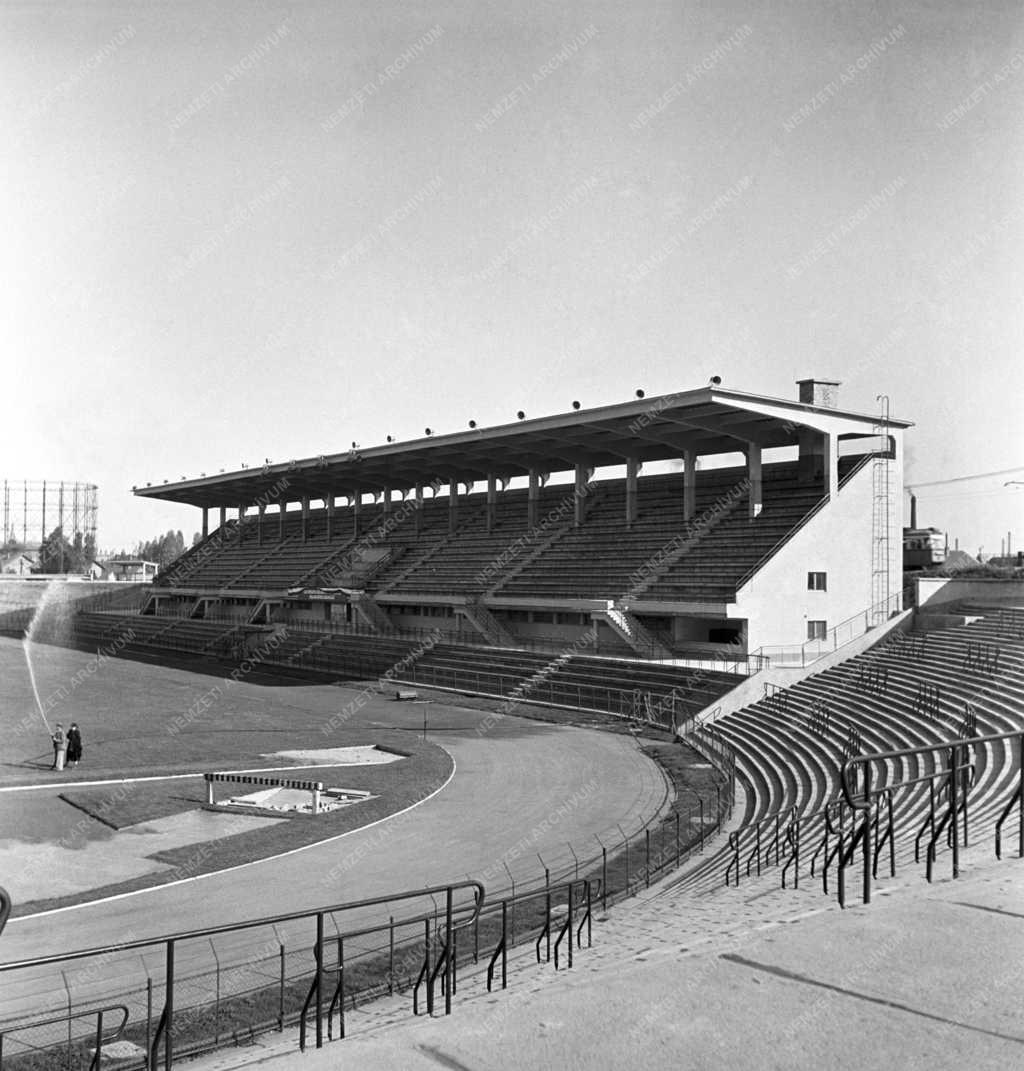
[133, 385, 912, 509]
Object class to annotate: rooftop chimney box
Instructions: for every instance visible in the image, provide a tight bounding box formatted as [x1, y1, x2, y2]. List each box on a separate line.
[796, 379, 841, 408]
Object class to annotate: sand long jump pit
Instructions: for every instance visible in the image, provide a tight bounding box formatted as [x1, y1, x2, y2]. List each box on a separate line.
[263, 744, 402, 766]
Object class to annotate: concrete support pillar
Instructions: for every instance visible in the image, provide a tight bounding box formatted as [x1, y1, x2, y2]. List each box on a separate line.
[574, 464, 587, 527]
[747, 444, 763, 518]
[353, 493, 361, 536]
[414, 484, 424, 534]
[258, 503, 265, 545]
[449, 479, 459, 536]
[220, 506, 226, 532]
[683, 451, 697, 522]
[201, 507, 209, 539]
[825, 432, 838, 499]
[326, 495, 334, 541]
[486, 474, 497, 533]
[301, 496, 309, 543]
[528, 470, 540, 529]
[383, 487, 392, 523]
[798, 428, 837, 493]
[238, 505, 246, 542]
[278, 504, 285, 541]
[626, 458, 640, 527]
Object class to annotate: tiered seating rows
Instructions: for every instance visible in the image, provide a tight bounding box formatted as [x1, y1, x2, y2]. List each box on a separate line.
[495, 470, 748, 599]
[155, 462, 830, 602]
[71, 614, 737, 717]
[710, 610, 1024, 852]
[76, 612, 240, 655]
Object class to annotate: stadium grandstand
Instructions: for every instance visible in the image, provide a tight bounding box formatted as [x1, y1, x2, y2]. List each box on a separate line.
[2, 377, 1023, 1070]
[127, 378, 908, 671]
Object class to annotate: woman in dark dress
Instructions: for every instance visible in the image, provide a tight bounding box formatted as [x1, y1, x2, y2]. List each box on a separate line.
[66, 723, 82, 767]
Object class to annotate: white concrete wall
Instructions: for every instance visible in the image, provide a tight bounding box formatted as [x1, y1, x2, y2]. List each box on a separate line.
[734, 460, 877, 652]
[916, 577, 1024, 609]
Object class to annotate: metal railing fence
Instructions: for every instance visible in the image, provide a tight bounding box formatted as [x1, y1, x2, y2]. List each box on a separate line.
[751, 590, 906, 668]
[0, 742, 735, 1070]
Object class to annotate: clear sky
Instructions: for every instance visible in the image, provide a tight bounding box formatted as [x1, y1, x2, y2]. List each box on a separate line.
[2, 0, 1022, 555]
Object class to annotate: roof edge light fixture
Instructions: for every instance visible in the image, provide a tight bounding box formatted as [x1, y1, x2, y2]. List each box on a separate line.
[425, 427, 433, 436]
[709, 375, 722, 385]
[468, 420, 477, 429]
[517, 410, 526, 420]
[572, 400, 581, 410]
[635, 389, 645, 399]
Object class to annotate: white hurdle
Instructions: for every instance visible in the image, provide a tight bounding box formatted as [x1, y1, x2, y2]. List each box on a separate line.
[204, 772, 324, 815]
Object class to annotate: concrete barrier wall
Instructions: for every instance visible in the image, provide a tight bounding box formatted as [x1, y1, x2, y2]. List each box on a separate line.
[916, 577, 1024, 610]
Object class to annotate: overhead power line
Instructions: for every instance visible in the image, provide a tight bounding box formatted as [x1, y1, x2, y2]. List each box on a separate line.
[906, 465, 1024, 490]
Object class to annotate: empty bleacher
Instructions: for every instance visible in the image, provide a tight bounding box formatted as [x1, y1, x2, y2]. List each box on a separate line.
[491, 470, 741, 599]
[69, 612, 738, 719]
[690, 604, 1024, 886]
[642, 468, 824, 602]
[75, 611, 249, 657]
[154, 461, 832, 606]
[372, 485, 581, 597]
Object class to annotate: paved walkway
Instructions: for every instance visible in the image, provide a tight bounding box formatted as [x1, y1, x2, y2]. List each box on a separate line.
[188, 843, 1024, 1071]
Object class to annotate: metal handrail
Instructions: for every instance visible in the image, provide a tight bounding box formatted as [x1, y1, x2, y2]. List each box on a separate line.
[837, 730, 1024, 903]
[326, 937, 346, 1041]
[409, 884, 479, 1019]
[0, 887, 9, 938]
[871, 790, 896, 881]
[995, 782, 1024, 859]
[411, 919, 433, 1017]
[840, 730, 1022, 809]
[780, 813, 801, 889]
[0, 1005, 129, 1071]
[0, 884, 480, 974]
[552, 883, 577, 971]
[809, 800, 845, 881]
[914, 775, 944, 864]
[752, 589, 905, 667]
[0, 880, 483, 1069]
[724, 831, 741, 886]
[485, 901, 508, 993]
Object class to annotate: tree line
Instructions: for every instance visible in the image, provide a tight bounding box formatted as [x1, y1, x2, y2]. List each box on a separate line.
[2, 528, 200, 573]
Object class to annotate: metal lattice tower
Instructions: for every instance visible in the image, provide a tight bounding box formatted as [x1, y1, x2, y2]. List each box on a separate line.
[1, 479, 99, 557]
[870, 396, 894, 623]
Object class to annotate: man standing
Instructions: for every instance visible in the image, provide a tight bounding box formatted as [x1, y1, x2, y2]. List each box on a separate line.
[51, 723, 67, 771]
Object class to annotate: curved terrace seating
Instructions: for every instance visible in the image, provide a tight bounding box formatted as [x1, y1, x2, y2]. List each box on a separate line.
[691, 607, 1024, 898]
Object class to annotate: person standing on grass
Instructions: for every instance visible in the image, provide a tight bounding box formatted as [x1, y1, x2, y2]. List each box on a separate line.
[66, 723, 82, 767]
[51, 723, 67, 771]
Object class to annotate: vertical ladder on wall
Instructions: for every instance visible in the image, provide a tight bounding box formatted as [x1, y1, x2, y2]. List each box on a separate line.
[870, 395, 894, 625]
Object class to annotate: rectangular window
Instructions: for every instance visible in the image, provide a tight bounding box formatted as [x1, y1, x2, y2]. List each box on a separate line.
[807, 620, 828, 640]
[807, 572, 827, 591]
